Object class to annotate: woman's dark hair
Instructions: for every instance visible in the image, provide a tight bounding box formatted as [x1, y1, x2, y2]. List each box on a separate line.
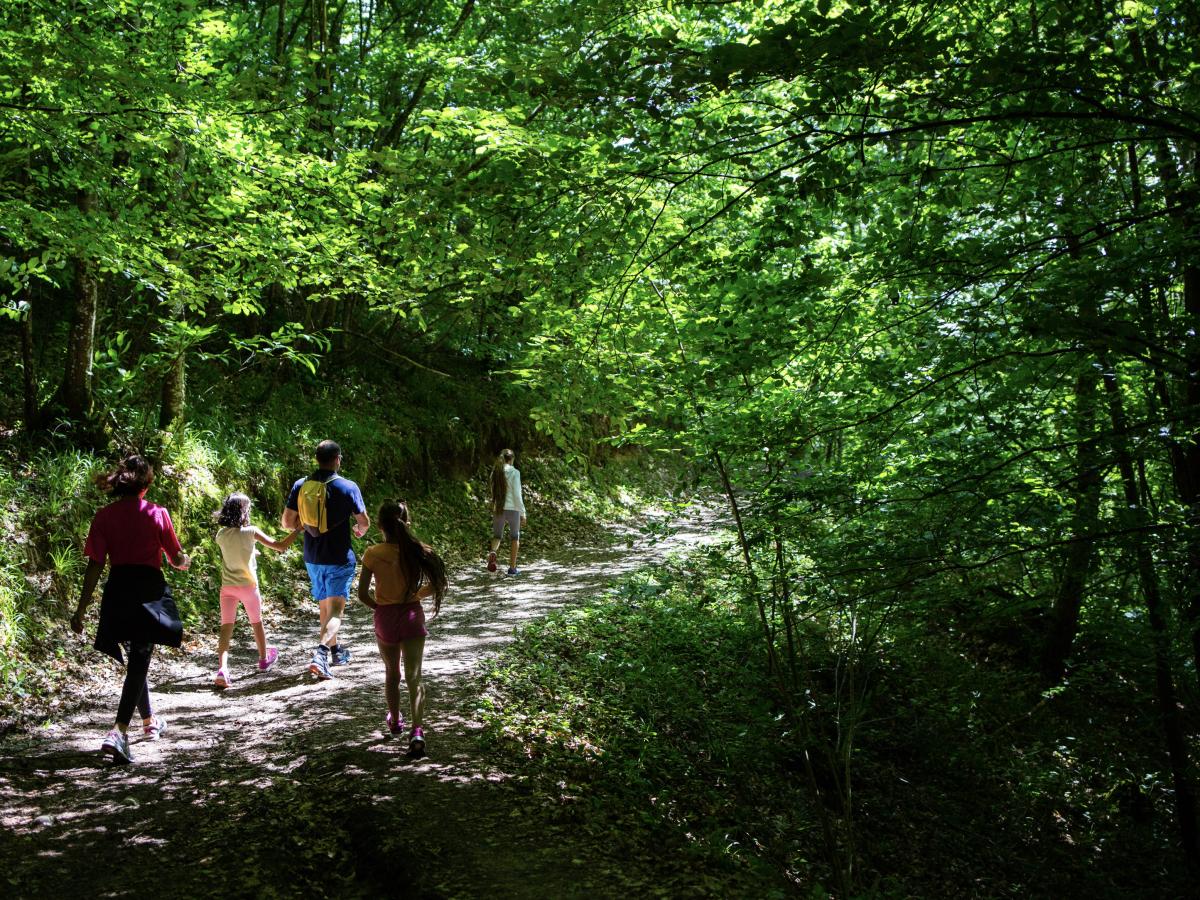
[378, 500, 447, 616]
[214, 493, 251, 528]
[97, 454, 155, 497]
[490, 449, 515, 516]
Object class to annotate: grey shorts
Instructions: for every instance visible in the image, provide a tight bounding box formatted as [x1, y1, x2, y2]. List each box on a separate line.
[492, 510, 521, 541]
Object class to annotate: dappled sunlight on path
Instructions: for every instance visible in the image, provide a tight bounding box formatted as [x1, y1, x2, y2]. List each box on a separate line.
[0, 505, 728, 898]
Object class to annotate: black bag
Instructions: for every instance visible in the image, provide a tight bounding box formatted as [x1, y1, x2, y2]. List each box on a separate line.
[93, 565, 183, 663]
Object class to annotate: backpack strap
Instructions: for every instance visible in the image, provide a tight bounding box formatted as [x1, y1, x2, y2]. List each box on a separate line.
[305, 472, 342, 485]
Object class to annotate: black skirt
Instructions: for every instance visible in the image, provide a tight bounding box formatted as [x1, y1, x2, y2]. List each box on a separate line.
[93, 565, 183, 664]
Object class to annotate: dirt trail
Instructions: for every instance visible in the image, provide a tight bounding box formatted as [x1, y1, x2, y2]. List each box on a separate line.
[0, 507, 727, 899]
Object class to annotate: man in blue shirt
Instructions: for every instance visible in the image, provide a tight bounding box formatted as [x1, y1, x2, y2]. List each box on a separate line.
[282, 440, 369, 680]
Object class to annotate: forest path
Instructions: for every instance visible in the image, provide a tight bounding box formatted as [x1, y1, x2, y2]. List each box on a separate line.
[0, 505, 727, 899]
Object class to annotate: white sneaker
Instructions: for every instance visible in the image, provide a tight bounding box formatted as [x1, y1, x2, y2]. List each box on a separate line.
[101, 728, 132, 764]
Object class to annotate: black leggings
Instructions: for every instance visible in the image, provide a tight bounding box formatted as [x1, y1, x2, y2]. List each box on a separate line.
[116, 642, 154, 726]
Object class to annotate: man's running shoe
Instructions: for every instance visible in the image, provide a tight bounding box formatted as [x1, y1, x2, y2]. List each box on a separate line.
[386, 712, 405, 736]
[101, 728, 132, 764]
[331, 644, 351, 667]
[408, 727, 426, 756]
[142, 715, 167, 739]
[309, 645, 333, 680]
[506, 567, 518, 576]
[258, 647, 279, 672]
[214, 670, 232, 689]
[486, 551, 497, 572]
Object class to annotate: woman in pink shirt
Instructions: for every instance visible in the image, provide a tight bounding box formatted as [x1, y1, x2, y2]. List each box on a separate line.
[70, 455, 191, 764]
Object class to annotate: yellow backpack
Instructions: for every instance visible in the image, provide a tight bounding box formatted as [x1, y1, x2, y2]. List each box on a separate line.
[297, 473, 342, 536]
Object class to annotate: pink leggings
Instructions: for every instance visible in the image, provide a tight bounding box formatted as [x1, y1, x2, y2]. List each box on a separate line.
[219, 584, 263, 626]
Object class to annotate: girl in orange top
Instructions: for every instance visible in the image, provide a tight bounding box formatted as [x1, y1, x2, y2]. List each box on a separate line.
[357, 500, 447, 755]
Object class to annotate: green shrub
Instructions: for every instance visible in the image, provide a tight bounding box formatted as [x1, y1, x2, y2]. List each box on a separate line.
[476, 561, 804, 894]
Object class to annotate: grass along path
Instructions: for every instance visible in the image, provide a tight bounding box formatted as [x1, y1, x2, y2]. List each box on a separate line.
[0, 504, 729, 899]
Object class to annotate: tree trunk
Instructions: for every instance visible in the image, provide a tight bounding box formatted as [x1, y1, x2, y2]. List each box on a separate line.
[1101, 351, 1199, 869]
[1041, 360, 1103, 684]
[1178, 155, 1200, 686]
[48, 189, 99, 424]
[1128, 141, 1200, 690]
[158, 138, 189, 431]
[20, 281, 38, 430]
[158, 337, 187, 429]
[274, 0, 287, 66]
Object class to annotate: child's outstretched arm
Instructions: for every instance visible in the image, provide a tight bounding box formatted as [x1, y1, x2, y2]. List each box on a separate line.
[254, 527, 300, 552]
[357, 565, 378, 609]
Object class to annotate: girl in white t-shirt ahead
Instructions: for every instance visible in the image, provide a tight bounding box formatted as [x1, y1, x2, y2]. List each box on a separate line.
[487, 449, 527, 576]
[212, 493, 299, 688]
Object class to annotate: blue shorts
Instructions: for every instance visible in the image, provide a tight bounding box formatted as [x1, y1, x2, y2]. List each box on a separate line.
[305, 561, 357, 602]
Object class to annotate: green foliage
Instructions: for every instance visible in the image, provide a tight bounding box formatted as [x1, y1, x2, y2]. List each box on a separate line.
[2, 0, 1199, 888]
[478, 562, 808, 893]
[480, 551, 1192, 896]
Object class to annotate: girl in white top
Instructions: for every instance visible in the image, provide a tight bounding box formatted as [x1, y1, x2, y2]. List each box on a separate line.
[486, 449, 527, 576]
[212, 493, 299, 687]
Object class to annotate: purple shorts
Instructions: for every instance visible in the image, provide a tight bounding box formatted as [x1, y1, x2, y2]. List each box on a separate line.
[374, 602, 427, 644]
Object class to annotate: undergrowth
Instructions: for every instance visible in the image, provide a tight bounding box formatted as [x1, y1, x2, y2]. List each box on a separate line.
[475, 554, 1192, 899]
[476, 560, 805, 898]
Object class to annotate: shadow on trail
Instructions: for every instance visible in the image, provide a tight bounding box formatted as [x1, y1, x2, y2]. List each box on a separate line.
[0, 506, 727, 898]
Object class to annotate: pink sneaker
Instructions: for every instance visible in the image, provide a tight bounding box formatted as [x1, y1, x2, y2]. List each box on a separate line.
[408, 726, 426, 755]
[385, 712, 405, 735]
[214, 670, 232, 689]
[258, 647, 279, 672]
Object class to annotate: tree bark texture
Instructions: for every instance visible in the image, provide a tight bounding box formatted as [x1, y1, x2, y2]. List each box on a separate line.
[1041, 361, 1102, 685]
[20, 283, 38, 430]
[1102, 351, 1199, 869]
[158, 138, 189, 430]
[50, 189, 99, 423]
